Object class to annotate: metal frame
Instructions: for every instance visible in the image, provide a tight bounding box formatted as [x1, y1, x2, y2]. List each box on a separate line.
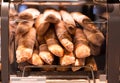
[1, 1, 120, 83]
[107, 4, 120, 83]
[1, 2, 10, 83]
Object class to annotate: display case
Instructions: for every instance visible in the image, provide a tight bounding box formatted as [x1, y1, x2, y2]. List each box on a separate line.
[1, 0, 120, 83]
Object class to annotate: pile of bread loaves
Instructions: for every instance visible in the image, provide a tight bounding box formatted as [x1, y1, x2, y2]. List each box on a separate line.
[10, 8, 105, 71]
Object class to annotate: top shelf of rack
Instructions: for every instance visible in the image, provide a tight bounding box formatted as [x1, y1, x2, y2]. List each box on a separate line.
[6, 0, 107, 3]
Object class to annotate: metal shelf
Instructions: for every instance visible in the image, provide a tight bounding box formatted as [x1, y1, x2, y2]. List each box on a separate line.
[5, 0, 107, 4]
[10, 0, 92, 2]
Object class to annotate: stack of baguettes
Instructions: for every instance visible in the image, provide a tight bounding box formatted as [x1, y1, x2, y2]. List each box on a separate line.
[15, 8, 105, 72]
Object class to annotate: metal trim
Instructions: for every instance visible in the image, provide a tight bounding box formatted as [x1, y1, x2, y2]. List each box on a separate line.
[1, 2, 10, 83]
[107, 4, 120, 83]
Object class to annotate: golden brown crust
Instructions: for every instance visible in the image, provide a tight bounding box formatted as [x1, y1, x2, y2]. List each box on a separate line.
[60, 10, 76, 35]
[16, 20, 34, 35]
[72, 58, 85, 72]
[89, 43, 101, 56]
[45, 28, 64, 57]
[83, 29, 105, 46]
[39, 44, 54, 65]
[71, 12, 98, 32]
[19, 8, 40, 20]
[16, 28, 36, 63]
[28, 49, 44, 66]
[74, 28, 90, 58]
[55, 21, 74, 52]
[16, 45, 33, 63]
[43, 9, 61, 23]
[35, 14, 50, 36]
[46, 39, 64, 57]
[60, 51, 75, 66]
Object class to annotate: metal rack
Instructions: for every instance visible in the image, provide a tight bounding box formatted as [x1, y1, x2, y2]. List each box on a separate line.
[1, 0, 120, 83]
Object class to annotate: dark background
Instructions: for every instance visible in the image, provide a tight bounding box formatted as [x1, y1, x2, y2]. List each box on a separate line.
[107, 0, 120, 3]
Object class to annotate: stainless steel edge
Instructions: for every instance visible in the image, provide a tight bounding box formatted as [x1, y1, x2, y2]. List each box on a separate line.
[1, 2, 10, 83]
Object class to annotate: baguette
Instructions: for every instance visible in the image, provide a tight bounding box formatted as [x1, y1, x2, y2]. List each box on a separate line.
[9, 12, 17, 63]
[83, 29, 104, 46]
[28, 49, 44, 66]
[55, 21, 74, 52]
[9, 25, 16, 64]
[9, 25, 16, 43]
[9, 40, 15, 64]
[45, 28, 64, 57]
[72, 58, 85, 72]
[60, 10, 76, 35]
[43, 9, 61, 23]
[16, 20, 34, 35]
[19, 8, 40, 20]
[36, 35, 45, 45]
[74, 28, 90, 58]
[16, 45, 33, 63]
[16, 28, 36, 63]
[35, 14, 50, 44]
[35, 14, 50, 36]
[0, 63, 1, 71]
[89, 43, 101, 56]
[71, 12, 98, 32]
[34, 39, 40, 50]
[60, 51, 75, 66]
[39, 44, 54, 65]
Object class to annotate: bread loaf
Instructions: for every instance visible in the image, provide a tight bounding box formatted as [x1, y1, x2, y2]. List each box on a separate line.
[43, 9, 61, 23]
[74, 28, 90, 58]
[39, 44, 54, 65]
[28, 49, 44, 66]
[89, 43, 101, 56]
[16, 28, 36, 63]
[60, 51, 75, 66]
[45, 28, 64, 57]
[16, 20, 34, 35]
[55, 21, 74, 52]
[83, 29, 104, 46]
[35, 14, 50, 36]
[60, 10, 76, 35]
[72, 58, 85, 72]
[19, 8, 40, 20]
[71, 12, 98, 32]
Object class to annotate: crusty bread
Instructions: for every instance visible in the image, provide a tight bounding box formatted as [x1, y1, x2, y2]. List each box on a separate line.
[45, 28, 64, 57]
[60, 10, 76, 35]
[60, 51, 75, 66]
[39, 44, 54, 65]
[43, 9, 61, 23]
[83, 29, 104, 46]
[19, 8, 40, 20]
[74, 28, 90, 58]
[16, 28, 36, 63]
[28, 49, 44, 66]
[55, 21, 74, 52]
